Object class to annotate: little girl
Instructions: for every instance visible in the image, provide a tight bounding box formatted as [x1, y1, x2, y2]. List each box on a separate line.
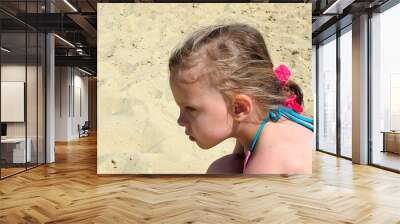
[168, 23, 313, 174]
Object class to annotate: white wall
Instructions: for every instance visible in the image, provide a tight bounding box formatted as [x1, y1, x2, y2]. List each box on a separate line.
[55, 67, 89, 141]
[1, 64, 26, 81]
[55, 66, 69, 141]
[72, 73, 89, 138]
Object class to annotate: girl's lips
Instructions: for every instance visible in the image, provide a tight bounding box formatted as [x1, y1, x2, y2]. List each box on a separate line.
[185, 130, 195, 141]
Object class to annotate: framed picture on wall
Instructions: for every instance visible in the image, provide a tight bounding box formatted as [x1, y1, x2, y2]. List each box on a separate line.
[1, 81, 25, 122]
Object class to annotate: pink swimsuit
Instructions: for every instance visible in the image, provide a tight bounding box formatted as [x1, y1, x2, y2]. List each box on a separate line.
[243, 150, 251, 171]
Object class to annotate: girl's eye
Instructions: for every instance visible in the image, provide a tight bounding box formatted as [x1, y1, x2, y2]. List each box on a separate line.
[185, 106, 196, 112]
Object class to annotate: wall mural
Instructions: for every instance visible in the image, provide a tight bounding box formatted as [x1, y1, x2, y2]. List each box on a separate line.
[98, 3, 312, 174]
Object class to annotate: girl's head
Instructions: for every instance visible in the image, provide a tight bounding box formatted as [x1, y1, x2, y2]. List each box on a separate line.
[168, 23, 285, 149]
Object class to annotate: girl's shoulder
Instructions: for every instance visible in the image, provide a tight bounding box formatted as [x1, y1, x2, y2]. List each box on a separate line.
[263, 116, 313, 145]
[244, 118, 313, 174]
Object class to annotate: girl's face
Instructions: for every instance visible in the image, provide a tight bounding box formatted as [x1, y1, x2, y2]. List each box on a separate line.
[170, 69, 234, 149]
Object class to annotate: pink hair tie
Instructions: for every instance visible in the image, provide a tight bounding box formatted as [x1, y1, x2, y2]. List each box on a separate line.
[274, 64, 291, 87]
[284, 95, 303, 114]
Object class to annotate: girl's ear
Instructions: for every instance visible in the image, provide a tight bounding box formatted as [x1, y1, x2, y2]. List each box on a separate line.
[232, 94, 252, 121]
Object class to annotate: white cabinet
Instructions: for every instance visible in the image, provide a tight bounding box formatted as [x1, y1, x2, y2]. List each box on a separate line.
[1, 138, 32, 163]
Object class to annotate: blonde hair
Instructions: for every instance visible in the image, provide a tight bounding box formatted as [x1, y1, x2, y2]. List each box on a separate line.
[169, 23, 285, 114]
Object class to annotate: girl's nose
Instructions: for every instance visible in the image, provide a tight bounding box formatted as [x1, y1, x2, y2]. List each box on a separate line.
[177, 111, 187, 127]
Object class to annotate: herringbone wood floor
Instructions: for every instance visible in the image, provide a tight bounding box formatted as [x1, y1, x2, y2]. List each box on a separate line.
[1, 134, 400, 223]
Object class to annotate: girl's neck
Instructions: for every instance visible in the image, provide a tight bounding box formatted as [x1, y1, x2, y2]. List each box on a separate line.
[233, 115, 267, 154]
[237, 129, 259, 154]
[234, 108, 285, 153]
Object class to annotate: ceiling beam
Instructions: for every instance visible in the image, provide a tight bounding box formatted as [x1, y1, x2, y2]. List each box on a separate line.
[66, 13, 97, 46]
[322, 0, 356, 15]
[55, 55, 96, 71]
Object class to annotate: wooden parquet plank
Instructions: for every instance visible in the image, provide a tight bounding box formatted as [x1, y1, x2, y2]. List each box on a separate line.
[1, 134, 400, 223]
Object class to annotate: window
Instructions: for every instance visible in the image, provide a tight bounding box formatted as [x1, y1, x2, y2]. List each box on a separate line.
[339, 26, 352, 158]
[317, 35, 337, 155]
[370, 2, 400, 171]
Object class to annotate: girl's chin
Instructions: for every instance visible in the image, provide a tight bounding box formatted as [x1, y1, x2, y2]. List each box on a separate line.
[196, 141, 215, 150]
[188, 135, 219, 149]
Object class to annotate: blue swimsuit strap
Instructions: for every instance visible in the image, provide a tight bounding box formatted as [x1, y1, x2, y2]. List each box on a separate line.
[249, 113, 270, 153]
[249, 107, 314, 154]
[280, 107, 314, 132]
